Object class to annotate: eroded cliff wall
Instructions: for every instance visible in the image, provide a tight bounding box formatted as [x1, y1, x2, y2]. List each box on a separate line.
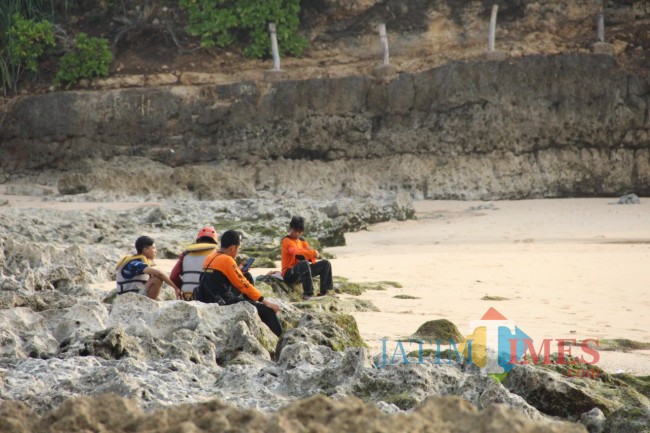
[1, 53, 649, 199]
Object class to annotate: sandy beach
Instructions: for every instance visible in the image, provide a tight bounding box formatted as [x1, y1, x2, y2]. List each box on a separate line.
[327, 199, 650, 375]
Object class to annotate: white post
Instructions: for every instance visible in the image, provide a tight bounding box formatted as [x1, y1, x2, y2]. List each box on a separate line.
[378, 23, 389, 66]
[597, 13, 605, 42]
[488, 4, 498, 51]
[269, 23, 281, 71]
[591, 7, 613, 55]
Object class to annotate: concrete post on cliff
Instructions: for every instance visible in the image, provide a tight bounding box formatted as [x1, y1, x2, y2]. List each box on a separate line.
[592, 12, 614, 55]
[380, 23, 389, 66]
[485, 4, 505, 60]
[372, 23, 397, 81]
[264, 23, 288, 81]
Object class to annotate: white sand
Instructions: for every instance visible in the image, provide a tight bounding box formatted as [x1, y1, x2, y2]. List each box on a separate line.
[326, 199, 650, 375]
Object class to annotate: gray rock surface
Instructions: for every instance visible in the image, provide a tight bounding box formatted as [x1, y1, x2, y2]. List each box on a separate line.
[603, 405, 650, 433]
[0, 201, 642, 432]
[0, 193, 647, 430]
[2, 54, 649, 199]
[504, 363, 650, 431]
[0, 261, 560, 423]
[617, 193, 640, 204]
[581, 407, 606, 433]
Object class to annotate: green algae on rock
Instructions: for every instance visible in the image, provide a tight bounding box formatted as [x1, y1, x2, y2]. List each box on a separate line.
[405, 319, 465, 344]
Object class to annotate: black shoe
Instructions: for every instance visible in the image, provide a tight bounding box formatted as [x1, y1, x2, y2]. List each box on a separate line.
[302, 295, 313, 300]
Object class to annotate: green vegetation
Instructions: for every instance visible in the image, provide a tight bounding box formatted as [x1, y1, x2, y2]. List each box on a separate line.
[2, 0, 311, 93]
[333, 276, 402, 296]
[377, 281, 403, 288]
[524, 354, 650, 422]
[6, 14, 53, 75]
[255, 274, 302, 302]
[295, 296, 380, 314]
[613, 374, 650, 399]
[381, 392, 419, 410]
[488, 372, 509, 383]
[1, 2, 114, 93]
[393, 294, 419, 299]
[1, 13, 54, 94]
[481, 295, 510, 301]
[533, 353, 606, 380]
[405, 319, 465, 343]
[595, 339, 650, 352]
[249, 257, 276, 268]
[354, 377, 421, 410]
[102, 291, 117, 304]
[0, 0, 51, 35]
[406, 348, 459, 362]
[54, 32, 112, 87]
[179, 0, 307, 58]
[329, 314, 368, 350]
[240, 245, 280, 263]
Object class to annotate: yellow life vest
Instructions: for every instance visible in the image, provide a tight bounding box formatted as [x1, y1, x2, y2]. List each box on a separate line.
[115, 254, 151, 294]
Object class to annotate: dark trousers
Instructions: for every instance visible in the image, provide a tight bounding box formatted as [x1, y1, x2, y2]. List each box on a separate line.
[199, 271, 283, 337]
[249, 301, 283, 337]
[238, 271, 282, 336]
[284, 259, 333, 296]
[219, 297, 282, 337]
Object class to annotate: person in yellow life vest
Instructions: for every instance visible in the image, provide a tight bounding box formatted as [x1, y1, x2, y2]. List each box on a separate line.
[195, 230, 283, 336]
[281, 215, 333, 300]
[170, 227, 219, 301]
[116, 236, 182, 300]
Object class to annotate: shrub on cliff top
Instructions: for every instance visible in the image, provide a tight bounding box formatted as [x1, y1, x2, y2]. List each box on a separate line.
[1, 13, 55, 95]
[54, 32, 112, 87]
[179, 0, 306, 59]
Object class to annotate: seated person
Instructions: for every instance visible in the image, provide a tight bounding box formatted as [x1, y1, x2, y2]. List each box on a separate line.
[170, 227, 219, 301]
[281, 216, 333, 300]
[195, 230, 283, 336]
[116, 236, 181, 300]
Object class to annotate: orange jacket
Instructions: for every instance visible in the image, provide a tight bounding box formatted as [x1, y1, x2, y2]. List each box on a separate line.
[202, 252, 263, 302]
[281, 236, 317, 276]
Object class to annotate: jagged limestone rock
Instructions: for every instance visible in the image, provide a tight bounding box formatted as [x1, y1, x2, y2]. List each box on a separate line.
[59, 326, 141, 360]
[580, 407, 606, 433]
[255, 275, 302, 302]
[602, 405, 650, 433]
[217, 321, 273, 366]
[276, 311, 367, 361]
[505, 363, 650, 424]
[456, 373, 546, 421]
[0, 307, 60, 359]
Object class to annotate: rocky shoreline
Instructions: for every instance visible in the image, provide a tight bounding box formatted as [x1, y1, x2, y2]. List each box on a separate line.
[1, 188, 649, 433]
[1, 1, 649, 429]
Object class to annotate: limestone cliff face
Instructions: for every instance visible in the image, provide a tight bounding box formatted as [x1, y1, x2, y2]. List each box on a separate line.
[1, 53, 649, 199]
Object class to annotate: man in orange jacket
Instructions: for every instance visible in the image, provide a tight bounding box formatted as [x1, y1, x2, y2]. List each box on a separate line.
[281, 215, 333, 300]
[196, 230, 282, 336]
